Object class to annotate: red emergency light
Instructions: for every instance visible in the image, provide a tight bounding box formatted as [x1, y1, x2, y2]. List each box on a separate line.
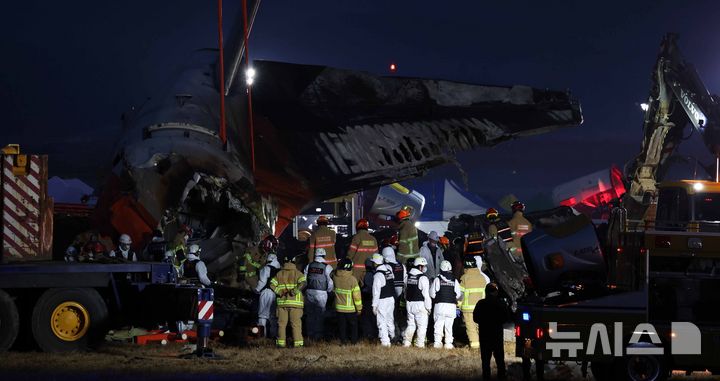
[554, 165, 627, 219]
[389, 63, 397, 73]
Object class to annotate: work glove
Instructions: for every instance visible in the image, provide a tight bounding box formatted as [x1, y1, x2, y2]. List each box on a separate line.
[356, 310, 362, 316]
[456, 308, 462, 318]
[288, 289, 296, 297]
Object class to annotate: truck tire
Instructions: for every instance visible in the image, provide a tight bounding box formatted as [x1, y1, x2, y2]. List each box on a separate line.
[31, 288, 108, 352]
[622, 354, 667, 381]
[0, 289, 19, 351]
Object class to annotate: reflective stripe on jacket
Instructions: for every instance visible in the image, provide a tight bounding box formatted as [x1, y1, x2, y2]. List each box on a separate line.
[459, 268, 487, 312]
[397, 219, 419, 257]
[239, 246, 265, 278]
[332, 270, 362, 313]
[308, 226, 337, 262]
[270, 263, 306, 308]
[348, 230, 378, 280]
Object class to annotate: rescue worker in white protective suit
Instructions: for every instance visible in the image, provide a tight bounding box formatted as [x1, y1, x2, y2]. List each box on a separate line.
[182, 244, 212, 286]
[255, 253, 281, 338]
[109, 234, 138, 262]
[403, 257, 432, 347]
[382, 246, 406, 342]
[430, 260, 462, 348]
[371, 253, 396, 347]
[303, 247, 334, 341]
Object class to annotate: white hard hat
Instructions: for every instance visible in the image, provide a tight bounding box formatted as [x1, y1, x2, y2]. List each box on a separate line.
[188, 244, 201, 255]
[428, 231, 439, 241]
[267, 253, 278, 263]
[414, 257, 428, 267]
[440, 260, 452, 272]
[370, 253, 384, 265]
[315, 248, 326, 258]
[119, 234, 132, 245]
[381, 246, 396, 262]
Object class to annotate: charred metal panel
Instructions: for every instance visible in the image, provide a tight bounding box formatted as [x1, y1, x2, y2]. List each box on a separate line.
[251, 61, 583, 202]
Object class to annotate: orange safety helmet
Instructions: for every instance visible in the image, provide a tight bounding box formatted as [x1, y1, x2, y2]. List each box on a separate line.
[485, 208, 499, 219]
[438, 236, 450, 247]
[317, 215, 329, 225]
[356, 218, 370, 230]
[396, 209, 411, 220]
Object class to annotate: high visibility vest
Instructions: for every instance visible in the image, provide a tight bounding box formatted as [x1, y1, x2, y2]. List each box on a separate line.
[306, 261, 329, 291]
[239, 246, 265, 278]
[271, 264, 306, 308]
[406, 272, 427, 302]
[376, 268, 395, 299]
[332, 271, 362, 313]
[509, 213, 532, 250]
[390, 262, 404, 288]
[348, 230, 378, 279]
[308, 226, 337, 262]
[459, 268, 487, 312]
[397, 219, 419, 257]
[435, 273, 457, 304]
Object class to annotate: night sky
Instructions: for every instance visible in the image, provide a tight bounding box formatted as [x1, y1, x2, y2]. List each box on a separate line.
[2, 1, 720, 206]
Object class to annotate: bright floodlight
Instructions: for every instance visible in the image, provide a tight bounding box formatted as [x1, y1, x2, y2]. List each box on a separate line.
[315, 207, 322, 212]
[414, 221, 420, 228]
[640, 103, 649, 111]
[693, 182, 705, 191]
[246, 67, 256, 86]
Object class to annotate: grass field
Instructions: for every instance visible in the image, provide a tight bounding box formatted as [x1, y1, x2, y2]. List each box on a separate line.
[0, 340, 717, 380]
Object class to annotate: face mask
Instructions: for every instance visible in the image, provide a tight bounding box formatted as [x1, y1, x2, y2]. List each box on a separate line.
[120, 244, 130, 251]
[420, 266, 427, 273]
[184, 235, 189, 242]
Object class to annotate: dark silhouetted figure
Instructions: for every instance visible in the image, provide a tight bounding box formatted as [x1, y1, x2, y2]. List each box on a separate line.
[473, 283, 511, 381]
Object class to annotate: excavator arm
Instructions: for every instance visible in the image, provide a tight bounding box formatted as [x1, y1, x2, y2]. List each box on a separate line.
[626, 33, 720, 203]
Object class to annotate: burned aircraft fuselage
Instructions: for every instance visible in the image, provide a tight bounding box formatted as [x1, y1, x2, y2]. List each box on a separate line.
[96, 49, 582, 271]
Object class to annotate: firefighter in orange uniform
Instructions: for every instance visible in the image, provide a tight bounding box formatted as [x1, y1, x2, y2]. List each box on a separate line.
[507, 201, 532, 261]
[238, 235, 277, 290]
[396, 209, 419, 264]
[308, 215, 337, 268]
[459, 255, 490, 349]
[347, 218, 378, 283]
[270, 255, 307, 348]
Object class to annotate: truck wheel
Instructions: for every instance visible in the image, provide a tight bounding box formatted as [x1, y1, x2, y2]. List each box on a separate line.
[0, 289, 19, 351]
[623, 355, 667, 381]
[31, 288, 108, 352]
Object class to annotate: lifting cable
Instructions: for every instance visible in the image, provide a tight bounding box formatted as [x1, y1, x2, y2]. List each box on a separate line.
[242, 0, 256, 174]
[217, 0, 227, 145]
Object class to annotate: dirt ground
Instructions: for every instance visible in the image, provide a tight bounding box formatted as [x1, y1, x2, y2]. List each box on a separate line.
[0, 340, 718, 381]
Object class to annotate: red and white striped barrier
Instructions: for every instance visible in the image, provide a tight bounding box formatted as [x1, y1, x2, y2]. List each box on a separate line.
[2, 154, 52, 261]
[197, 299, 214, 321]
